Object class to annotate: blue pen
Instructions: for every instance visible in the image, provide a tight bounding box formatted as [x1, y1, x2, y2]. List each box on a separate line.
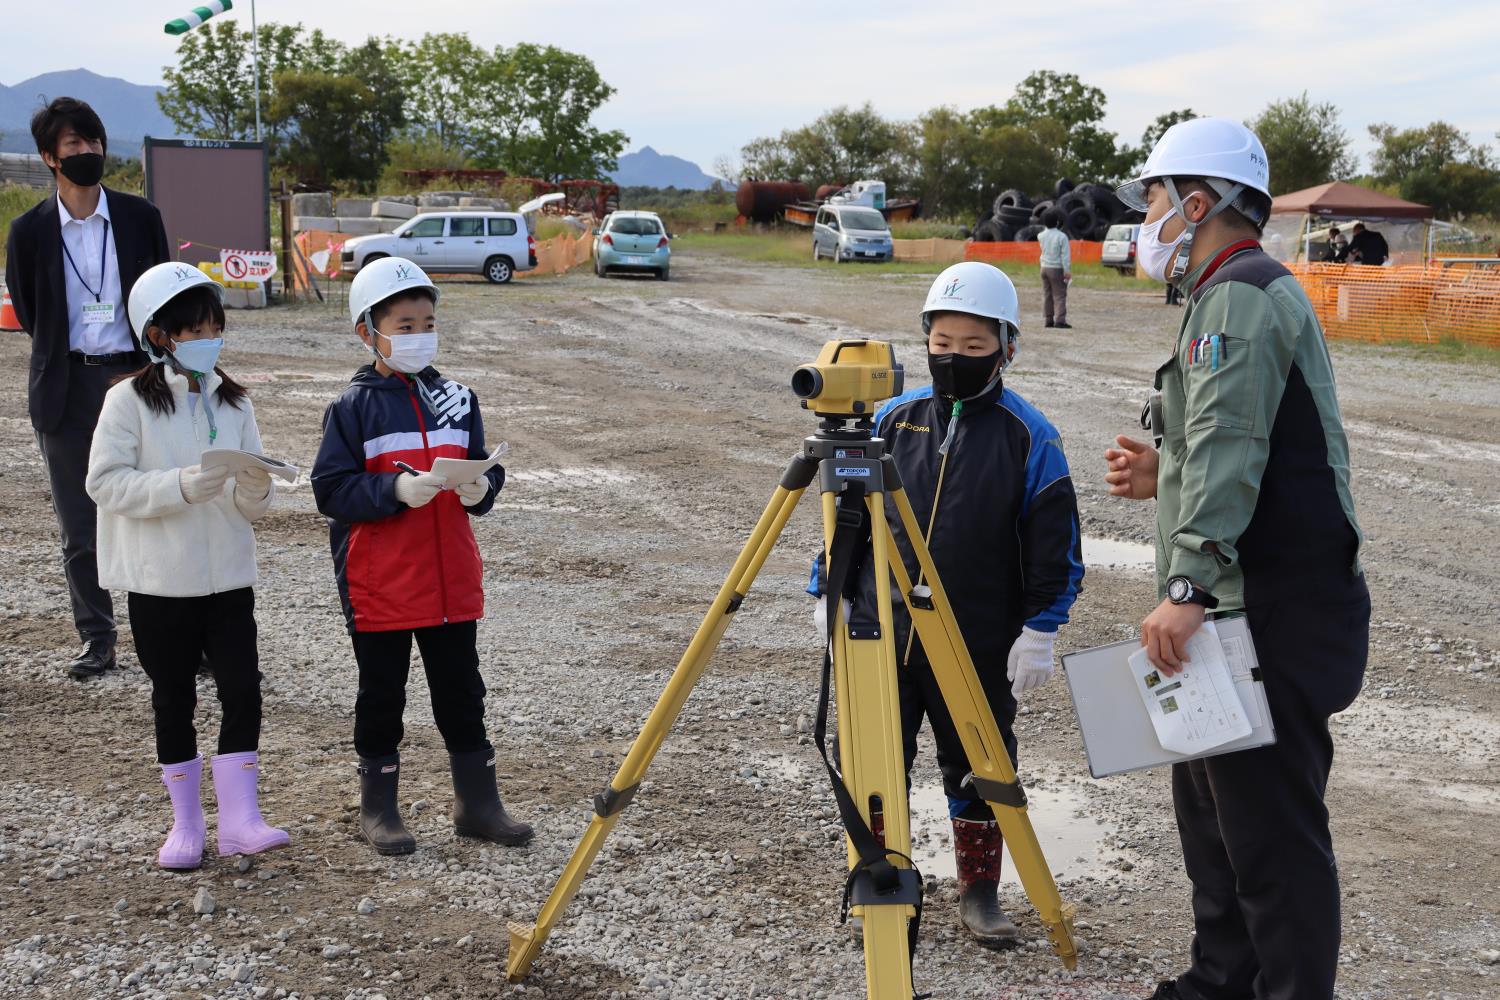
[1211, 335, 1220, 371]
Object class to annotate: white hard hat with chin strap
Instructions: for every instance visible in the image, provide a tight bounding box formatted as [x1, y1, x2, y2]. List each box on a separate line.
[348, 256, 440, 351]
[127, 262, 224, 364]
[1117, 116, 1272, 280]
[921, 260, 1020, 367]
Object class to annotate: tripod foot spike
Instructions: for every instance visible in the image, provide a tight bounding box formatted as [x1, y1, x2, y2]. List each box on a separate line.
[506, 921, 539, 981]
[1044, 903, 1079, 970]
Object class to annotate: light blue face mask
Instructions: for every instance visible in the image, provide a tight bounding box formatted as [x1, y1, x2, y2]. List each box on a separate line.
[170, 337, 224, 375]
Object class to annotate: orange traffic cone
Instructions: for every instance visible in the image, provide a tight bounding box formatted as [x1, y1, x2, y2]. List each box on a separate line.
[0, 288, 21, 332]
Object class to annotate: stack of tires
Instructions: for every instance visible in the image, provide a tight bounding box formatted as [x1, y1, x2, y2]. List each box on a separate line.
[969, 177, 1144, 243]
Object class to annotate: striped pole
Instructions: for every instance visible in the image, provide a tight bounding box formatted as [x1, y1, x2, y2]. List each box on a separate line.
[164, 1, 234, 35]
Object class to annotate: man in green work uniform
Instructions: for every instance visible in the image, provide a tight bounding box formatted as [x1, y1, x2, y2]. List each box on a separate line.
[1103, 117, 1370, 1000]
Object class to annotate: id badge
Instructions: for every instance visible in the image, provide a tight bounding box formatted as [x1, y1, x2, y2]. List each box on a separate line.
[82, 301, 116, 326]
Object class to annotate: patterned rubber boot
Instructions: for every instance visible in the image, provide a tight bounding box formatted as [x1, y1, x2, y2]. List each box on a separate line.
[953, 815, 1019, 947]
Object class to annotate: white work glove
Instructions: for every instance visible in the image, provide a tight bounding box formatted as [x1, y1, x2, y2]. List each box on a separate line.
[1006, 626, 1056, 697]
[812, 596, 853, 638]
[394, 471, 444, 509]
[234, 465, 272, 502]
[179, 464, 230, 504]
[455, 477, 491, 507]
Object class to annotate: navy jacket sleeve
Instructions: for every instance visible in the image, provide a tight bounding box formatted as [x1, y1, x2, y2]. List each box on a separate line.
[1018, 418, 1084, 632]
[311, 395, 404, 523]
[463, 392, 504, 518]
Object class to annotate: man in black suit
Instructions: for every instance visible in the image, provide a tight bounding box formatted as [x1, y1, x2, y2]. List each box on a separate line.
[5, 97, 170, 679]
[1347, 222, 1389, 266]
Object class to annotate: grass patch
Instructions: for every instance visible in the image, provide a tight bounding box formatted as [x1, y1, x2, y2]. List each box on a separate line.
[673, 229, 1145, 289]
[0, 184, 50, 272]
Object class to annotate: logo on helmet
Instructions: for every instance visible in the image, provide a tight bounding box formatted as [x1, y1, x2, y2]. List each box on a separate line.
[173, 265, 195, 281]
[394, 264, 414, 281]
[941, 278, 964, 298]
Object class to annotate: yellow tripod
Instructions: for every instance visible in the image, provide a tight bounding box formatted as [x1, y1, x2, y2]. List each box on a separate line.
[506, 341, 1076, 997]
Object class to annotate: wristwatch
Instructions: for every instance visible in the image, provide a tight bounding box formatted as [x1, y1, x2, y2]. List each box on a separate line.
[1167, 576, 1219, 609]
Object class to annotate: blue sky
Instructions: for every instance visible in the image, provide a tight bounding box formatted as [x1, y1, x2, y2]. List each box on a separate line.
[8, 0, 1499, 174]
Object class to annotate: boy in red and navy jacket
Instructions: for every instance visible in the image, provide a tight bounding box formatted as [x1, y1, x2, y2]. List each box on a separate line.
[311, 257, 531, 856]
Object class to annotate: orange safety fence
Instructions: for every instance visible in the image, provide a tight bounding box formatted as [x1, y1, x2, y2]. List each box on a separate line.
[892, 238, 968, 264]
[515, 230, 593, 278]
[965, 240, 1103, 265]
[1288, 262, 1500, 348]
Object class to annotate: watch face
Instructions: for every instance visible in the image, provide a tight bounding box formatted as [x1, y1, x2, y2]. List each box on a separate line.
[1168, 577, 1189, 602]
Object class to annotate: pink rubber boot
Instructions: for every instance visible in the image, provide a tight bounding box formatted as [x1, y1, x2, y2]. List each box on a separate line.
[211, 751, 289, 857]
[159, 756, 206, 870]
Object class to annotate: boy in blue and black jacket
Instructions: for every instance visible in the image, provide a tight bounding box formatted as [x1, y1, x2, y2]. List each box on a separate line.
[810, 261, 1083, 947]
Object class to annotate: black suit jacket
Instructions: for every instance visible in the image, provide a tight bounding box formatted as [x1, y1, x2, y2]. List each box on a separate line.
[5, 187, 170, 432]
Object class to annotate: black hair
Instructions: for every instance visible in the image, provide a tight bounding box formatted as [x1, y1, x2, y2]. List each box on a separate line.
[1042, 208, 1064, 229]
[31, 97, 107, 163]
[125, 284, 246, 416]
[1172, 177, 1271, 236]
[924, 310, 1012, 345]
[370, 287, 437, 328]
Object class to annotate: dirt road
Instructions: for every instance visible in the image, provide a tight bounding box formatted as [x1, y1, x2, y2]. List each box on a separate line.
[2, 252, 1497, 998]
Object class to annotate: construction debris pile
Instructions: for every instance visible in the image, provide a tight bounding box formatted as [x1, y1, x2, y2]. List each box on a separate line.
[972, 179, 1144, 243]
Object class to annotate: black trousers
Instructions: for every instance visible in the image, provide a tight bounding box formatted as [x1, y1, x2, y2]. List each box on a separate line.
[899, 648, 1019, 821]
[351, 620, 490, 759]
[1174, 585, 1370, 1000]
[36, 357, 133, 644]
[129, 588, 262, 765]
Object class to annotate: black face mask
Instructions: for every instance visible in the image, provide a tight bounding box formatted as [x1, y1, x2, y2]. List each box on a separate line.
[928, 349, 1001, 400]
[57, 152, 105, 188]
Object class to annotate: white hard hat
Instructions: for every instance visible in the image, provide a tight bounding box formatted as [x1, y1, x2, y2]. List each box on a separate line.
[127, 261, 223, 361]
[349, 256, 439, 329]
[1116, 116, 1271, 211]
[922, 261, 1020, 335]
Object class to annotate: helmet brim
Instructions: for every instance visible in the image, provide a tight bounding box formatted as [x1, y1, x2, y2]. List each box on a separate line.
[1116, 178, 1151, 212]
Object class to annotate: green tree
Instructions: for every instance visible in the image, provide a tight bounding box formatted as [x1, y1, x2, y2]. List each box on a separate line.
[158, 20, 254, 139]
[777, 103, 912, 189]
[340, 40, 407, 167]
[271, 72, 383, 185]
[391, 33, 486, 152]
[469, 43, 628, 180]
[1247, 93, 1355, 194]
[1001, 70, 1120, 181]
[1368, 122, 1500, 216]
[736, 136, 794, 181]
[1113, 108, 1198, 178]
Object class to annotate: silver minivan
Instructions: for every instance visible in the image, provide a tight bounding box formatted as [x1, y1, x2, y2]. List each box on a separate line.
[341, 212, 538, 283]
[812, 204, 893, 263]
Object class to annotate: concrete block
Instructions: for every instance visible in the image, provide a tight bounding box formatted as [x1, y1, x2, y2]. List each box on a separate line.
[337, 218, 387, 236]
[221, 285, 267, 309]
[291, 192, 333, 217]
[418, 194, 456, 208]
[458, 197, 498, 208]
[372, 200, 418, 219]
[293, 216, 340, 233]
[335, 198, 374, 218]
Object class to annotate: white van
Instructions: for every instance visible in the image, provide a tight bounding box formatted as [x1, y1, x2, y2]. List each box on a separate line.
[342, 212, 537, 283]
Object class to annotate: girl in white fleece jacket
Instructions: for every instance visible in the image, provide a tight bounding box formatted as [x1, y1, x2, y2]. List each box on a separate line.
[86, 263, 288, 871]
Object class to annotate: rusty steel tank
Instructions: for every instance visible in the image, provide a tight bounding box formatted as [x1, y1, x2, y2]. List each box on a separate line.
[735, 181, 811, 222]
[815, 183, 846, 202]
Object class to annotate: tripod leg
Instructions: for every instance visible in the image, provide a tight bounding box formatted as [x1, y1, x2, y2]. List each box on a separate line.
[506, 469, 811, 981]
[883, 477, 1079, 969]
[823, 489, 918, 1000]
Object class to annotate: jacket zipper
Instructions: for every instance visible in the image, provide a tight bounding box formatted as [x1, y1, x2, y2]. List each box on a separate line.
[404, 379, 451, 624]
[902, 399, 961, 666]
[188, 389, 213, 593]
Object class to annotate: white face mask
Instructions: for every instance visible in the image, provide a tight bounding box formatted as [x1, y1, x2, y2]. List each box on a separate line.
[380, 331, 438, 374]
[1136, 211, 1190, 283]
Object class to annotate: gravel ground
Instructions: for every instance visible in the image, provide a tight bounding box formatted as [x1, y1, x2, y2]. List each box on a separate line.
[1, 253, 1497, 999]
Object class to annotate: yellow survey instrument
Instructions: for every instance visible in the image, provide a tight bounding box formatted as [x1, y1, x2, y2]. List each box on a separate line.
[791, 338, 904, 418]
[506, 339, 1076, 995]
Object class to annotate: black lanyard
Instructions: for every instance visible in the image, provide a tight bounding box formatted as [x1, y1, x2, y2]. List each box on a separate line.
[60, 216, 110, 303]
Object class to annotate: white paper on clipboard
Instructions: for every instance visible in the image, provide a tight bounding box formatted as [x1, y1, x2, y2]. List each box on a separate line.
[201, 449, 299, 483]
[428, 442, 509, 487]
[1127, 621, 1252, 755]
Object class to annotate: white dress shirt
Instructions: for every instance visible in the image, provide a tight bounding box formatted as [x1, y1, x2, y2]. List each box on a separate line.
[57, 191, 134, 355]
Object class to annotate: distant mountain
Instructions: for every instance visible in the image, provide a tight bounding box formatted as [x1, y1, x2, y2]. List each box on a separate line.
[610, 146, 720, 190]
[0, 69, 175, 156]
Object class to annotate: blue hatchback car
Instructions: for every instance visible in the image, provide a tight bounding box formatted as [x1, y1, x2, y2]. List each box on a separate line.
[594, 211, 671, 280]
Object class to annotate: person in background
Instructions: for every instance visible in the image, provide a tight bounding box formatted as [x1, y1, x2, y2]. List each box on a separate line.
[4, 97, 171, 679]
[1322, 225, 1349, 262]
[1346, 222, 1388, 266]
[1037, 209, 1072, 328]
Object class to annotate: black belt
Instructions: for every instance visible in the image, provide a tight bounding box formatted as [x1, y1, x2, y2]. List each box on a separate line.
[69, 350, 137, 366]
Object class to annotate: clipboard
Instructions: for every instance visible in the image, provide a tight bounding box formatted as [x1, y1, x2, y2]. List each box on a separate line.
[1061, 616, 1275, 778]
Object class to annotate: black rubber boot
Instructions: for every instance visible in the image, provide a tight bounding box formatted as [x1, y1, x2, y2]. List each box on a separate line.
[450, 748, 533, 846]
[357, 754, 416, 856]
[953, 816, 1020, 947]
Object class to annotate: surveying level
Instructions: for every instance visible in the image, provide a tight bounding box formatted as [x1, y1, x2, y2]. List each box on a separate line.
[506, 340, 1076, 996]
